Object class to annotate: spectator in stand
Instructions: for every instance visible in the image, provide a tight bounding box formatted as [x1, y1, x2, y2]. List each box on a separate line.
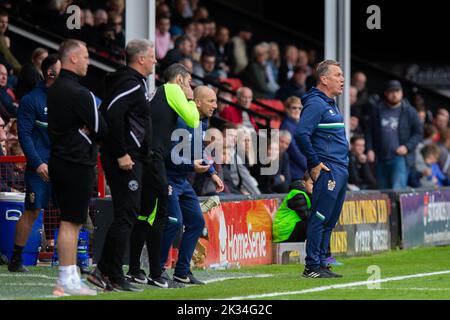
[15, 48, 48, 100]
[184, 21, 202, 42]
[280, 96, 307, 180]
[351, 71, 369, 104]
[156, 2, 171, 19]
[193, 52, 223, 85]
[276, 65, 309, 101]
[410, 123, 437, 188]
[82, 8, 94, 27]
[366, 80, 423, 190]
[214, 26, 233, 76]
[0, 10, 21, 74]
[434, 107, 449, 138]
[349, 85, 359, 116]
[231, 25, 253, 75]
[350, 109, 364, 139]
[193, 5, 209, 21]
[298, 49, 310, 67]
[4, 117, 19, 155]
[198, 19, 216, 54]
[0, 116, 19, 192]
[222, 124, 260, 195]
[108, 12, 125, 49]
[0, 63, 17, 120]
[161, 35, 194, 70]
[251, 136, 285, 193]
[45, 0, 72, 36]
[94, 9, 108, 27]
[193, 127, 229, 195]
[348, 135, 377, 190]
[438, 129, 450, 178]
[278, 44, 299, 86]
[155, 15, 173, 60]
[243, 43, 277, 99]
[179, 57, 193, 74]
[420, 144, 450, 188]
[414, 104, 431, 124]
[171, 0, 191, 28]
[411, 93, 433, 123]
[216, 82, 233, 115]
[220, 86, 258, 131]
[268, 42, 281, 84]
[107, 0, 125, 17]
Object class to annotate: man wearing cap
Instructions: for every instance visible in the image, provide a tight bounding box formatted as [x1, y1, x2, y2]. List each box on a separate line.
[366, 80, 423, 190]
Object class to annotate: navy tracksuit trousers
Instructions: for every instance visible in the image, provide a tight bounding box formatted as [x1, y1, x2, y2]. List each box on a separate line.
[305, 162, 348, 270]
[159, 175, 205, 276]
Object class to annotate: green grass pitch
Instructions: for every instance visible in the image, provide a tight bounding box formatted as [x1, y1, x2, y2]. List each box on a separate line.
[1, 246, 450, 300]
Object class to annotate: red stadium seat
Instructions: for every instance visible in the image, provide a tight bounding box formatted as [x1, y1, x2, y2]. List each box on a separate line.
[220, 78, 244, 91]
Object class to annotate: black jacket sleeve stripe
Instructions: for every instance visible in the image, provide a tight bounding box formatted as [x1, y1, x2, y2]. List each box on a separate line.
[89, 91, 99, 133]
[107, 84, 141, 111]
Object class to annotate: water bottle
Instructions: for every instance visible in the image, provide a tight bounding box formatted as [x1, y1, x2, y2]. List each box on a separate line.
[77, 229, 90, 268]
[209, 261, 228, 270]
[209, 261, 241, 270]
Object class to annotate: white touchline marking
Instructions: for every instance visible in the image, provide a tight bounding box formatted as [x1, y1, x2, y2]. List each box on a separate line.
[204, 274, 273, 284]
[338, 287, 450, 291]
[1, 282, 54, 287]
[222, 270, 450, 300]
[0, 274, 58, 280]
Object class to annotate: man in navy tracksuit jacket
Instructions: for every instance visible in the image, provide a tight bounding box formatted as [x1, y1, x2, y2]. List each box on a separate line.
[295, 60, 348, 278]
[161, 85, 224, 285]
[9, 55, 60, 273]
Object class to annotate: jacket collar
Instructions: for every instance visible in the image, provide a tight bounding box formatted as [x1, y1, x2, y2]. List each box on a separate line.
[59, 69, 82, 82]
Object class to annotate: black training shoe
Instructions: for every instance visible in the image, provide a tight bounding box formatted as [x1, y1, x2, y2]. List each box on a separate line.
[126, 270, 148, 284]
[302, 267, 333, 279]
[173, 271, 205, 285]
[8, 258, 29, 273]
[148, 270, 185, 289]
[321, 266, 343, 278]
[78, 265, 91, 275]
[87, 267, 110, 290]
[110, 278, 144, 292]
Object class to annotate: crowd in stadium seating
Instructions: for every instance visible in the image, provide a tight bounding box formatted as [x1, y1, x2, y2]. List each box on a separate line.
[1, 0, 450, 196]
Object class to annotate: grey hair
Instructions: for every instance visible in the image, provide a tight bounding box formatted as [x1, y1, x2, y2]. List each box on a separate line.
[125, 39, 154, 64]
[59, 39, 86, 63]
[316, 59, 341, 83]
[236, 87, 252, 98]
[279, 130, 292, 141]
[163, 63, 190, 83]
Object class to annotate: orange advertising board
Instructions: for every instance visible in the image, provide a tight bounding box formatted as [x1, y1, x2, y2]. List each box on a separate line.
[194, 199, 279, 268]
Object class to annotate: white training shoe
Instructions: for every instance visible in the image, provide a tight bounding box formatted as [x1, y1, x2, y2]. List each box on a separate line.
[53, 279, 97, 297]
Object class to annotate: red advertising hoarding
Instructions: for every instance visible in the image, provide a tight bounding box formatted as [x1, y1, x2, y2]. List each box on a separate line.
[194, 199, 279, 268]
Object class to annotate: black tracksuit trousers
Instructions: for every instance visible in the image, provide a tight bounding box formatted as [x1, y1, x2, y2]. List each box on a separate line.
[97, 153, 145, 282]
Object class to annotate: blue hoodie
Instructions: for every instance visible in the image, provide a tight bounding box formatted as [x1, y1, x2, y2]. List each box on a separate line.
[280, 116, 307, 180]
[166, 116, 216, 179]
[17, 82, 51, 170]
[295, 87, 349, 169]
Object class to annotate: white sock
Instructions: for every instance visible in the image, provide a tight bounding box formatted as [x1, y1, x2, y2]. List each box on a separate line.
[70, 265, 81, 284]
[58, 266, 72, 285]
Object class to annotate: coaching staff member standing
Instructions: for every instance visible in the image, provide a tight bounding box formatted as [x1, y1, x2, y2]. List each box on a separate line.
[9, 54, 61, 273]
[48, 39, 107, 296]
[87, 39, 156, 292]
[128, 63, 200, 289]
[295, 60, 348, 278]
